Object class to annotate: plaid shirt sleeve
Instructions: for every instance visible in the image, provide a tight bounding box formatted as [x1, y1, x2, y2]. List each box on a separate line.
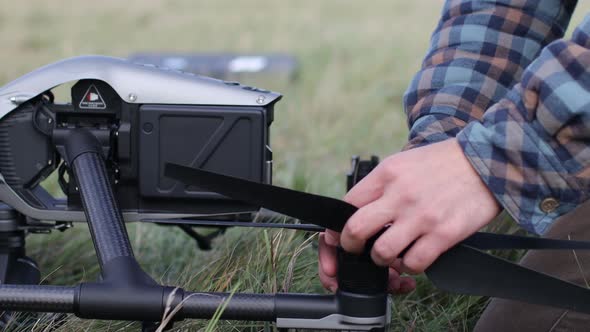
[403, 0, 581, 234]
[458, 15, 590, 235]
[404, 0, 576, 149]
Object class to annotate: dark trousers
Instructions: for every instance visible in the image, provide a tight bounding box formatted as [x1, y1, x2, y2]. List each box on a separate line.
[474, 201, 590, 332]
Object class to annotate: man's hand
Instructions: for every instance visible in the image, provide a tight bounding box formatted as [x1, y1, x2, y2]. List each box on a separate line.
[318, 138, 501, 292]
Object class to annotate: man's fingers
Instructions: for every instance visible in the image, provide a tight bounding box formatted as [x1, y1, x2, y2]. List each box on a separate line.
[318, 264, 338, 292]
[318, 233, 338, 292]
[324, 229, 340, 247]
[398, 277, 417, 293]
[387, 267, 416, 294]
[387, 276, 416, 294]
[343, 169, 387, 208]
[370, 218, 425, 266]
[340, 197, 399, 253]
[400, 233, 449, 274]
[318, 233, 338, 277]
[391, 258, 403, 272]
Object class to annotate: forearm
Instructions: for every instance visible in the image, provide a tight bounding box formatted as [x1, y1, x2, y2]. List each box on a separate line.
[403, 0, 577, 149]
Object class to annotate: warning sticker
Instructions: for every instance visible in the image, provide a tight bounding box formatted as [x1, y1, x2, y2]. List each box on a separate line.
[79, 85, 106, 109]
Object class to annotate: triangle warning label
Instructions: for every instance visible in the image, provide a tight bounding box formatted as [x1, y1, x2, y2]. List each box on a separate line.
[79, 85, 106, 109]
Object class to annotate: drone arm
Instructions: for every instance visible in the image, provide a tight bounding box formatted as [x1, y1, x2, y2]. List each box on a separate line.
[0, 285, 75, 313]
[0, 284, 390, 330]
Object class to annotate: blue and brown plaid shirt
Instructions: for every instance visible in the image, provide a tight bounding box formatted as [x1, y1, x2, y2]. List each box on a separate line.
[403, 0, 588, 234]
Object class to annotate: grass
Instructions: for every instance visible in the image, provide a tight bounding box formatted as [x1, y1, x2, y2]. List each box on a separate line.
[1, 0, 590, 331]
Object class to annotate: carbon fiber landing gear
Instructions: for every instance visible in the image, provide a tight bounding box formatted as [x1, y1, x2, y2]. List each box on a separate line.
[0, 207, 40, 286]
[0, 203, 45, 330]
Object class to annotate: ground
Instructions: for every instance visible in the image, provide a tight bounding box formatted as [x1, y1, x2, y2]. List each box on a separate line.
[0, 1, 589, 330]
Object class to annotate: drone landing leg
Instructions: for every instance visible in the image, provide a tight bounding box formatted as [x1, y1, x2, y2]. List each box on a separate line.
[0, 204, 40, 286]
[0, 203, 44, 329]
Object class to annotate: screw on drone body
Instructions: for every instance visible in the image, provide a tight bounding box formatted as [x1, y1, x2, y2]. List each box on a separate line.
[47, 118, 53, 124]
[47, 159, 52, 165]
[256, 95, 266, 104]
[128, 93, 137, 102]
[9, 96, 28, 105]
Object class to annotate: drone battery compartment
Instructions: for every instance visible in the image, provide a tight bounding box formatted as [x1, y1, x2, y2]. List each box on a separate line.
[138, 104, 268, 200]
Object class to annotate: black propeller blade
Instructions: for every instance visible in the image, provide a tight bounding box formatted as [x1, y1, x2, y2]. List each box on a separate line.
[165, 163, 590, 313]
[427, 244, 590, 313]
[164, 163, 356, 232]
[163, 163, 590, 249]
[464, 232, 590, 250]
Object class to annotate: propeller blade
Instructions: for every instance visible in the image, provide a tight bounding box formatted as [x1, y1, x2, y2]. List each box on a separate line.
[165, 163, 590, 249]
[164, 163, 357, 232]
[144, 218, 325, 232]
[464, 232, 590, 250]
[426, 244, 590, 313]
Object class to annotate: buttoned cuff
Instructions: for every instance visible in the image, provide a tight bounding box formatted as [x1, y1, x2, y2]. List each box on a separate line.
[456, 120, 581, 235]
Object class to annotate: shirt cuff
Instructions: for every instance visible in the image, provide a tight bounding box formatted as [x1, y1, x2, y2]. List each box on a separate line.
[456, 119, 582, 235]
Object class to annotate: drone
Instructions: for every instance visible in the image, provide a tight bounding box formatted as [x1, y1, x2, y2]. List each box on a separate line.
[0, 55, 589, 331]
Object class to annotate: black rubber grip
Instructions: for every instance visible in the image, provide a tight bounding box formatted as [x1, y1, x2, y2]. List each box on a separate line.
[337, 247, 388, 294]
[182, 292, 276, 321]
[72, 151, 134, 267]
[337, 232, 388, 295]
[0, 285, 75, 313]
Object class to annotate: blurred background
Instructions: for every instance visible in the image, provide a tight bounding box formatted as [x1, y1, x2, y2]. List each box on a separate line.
[0, 0, 442, 195]
[1, 0, 589, 330]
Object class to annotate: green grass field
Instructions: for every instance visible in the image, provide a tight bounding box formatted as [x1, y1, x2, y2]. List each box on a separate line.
[1, 1, 590, 330]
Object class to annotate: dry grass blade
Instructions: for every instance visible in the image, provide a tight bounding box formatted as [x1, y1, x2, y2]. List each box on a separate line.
[568, 234, 590, 289]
